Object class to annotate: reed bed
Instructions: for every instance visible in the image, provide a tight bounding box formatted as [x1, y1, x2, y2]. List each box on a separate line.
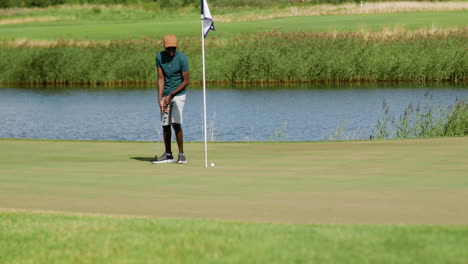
[0, 28, 466, 85]
[372, 94, 467, 139]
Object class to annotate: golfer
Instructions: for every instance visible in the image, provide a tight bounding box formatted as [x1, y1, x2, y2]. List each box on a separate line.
[153, 34, 190, 164]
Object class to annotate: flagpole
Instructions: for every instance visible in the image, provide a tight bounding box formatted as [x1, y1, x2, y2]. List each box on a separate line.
[201, 17, 208, 169]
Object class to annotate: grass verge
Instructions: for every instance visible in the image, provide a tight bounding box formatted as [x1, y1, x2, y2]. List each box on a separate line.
[1, 209, 468, 264]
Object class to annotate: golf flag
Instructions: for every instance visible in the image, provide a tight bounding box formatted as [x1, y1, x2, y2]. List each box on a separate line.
[200, 0, 214, 168]
[201, 0, 215, 38]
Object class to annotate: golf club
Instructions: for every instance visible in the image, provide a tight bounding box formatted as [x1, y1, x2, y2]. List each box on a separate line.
[154, 101, 170, 161]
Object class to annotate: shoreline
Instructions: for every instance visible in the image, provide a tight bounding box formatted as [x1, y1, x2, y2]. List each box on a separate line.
[1, 79, 467, 87]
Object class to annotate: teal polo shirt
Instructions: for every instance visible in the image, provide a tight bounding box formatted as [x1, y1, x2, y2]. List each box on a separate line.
[155, 50, 189, 97]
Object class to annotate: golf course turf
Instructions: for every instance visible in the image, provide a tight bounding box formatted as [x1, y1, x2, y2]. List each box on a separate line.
[1, 137, 468, 263]
[2, 209, 468, 264]
[1, 137, 467, 225]
[2, 2, 467, 262]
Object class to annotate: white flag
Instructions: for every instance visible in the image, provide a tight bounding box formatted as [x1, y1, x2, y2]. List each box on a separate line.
[201, 0, 215, 38]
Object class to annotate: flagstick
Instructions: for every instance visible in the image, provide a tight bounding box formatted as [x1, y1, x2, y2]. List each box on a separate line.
[201, 18, 208, 169]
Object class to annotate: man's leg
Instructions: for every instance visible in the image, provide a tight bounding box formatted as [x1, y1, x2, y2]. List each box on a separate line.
[163, 125, 172, 154]
[153, 124, 175, 163]
[169, 94, 186, 164]
[172, 123, 183, 154]
[173, 123, 186, 164]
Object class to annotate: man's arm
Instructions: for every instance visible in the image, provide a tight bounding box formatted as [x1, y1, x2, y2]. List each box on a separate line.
[157, 67, 165, 112]
[163, 71, 190, 106]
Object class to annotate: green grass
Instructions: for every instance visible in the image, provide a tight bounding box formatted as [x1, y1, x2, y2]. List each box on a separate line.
[1, 9, 467, 40]
[1, 138, 467, 262]
[0, 0, 395, 9]
[1, 137, 468, 224]
[1, 7, 467, 83]
[228, 10, 468, 35]
[1, 210, 468, 264]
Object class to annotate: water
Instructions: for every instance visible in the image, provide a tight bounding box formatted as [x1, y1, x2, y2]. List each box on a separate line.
[0, 84, 466, 142]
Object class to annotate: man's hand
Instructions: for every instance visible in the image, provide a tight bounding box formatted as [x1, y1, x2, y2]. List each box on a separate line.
[160, 96, 171, 113]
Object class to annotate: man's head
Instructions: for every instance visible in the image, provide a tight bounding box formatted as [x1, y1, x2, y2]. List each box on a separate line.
[163, 34, 177, 57]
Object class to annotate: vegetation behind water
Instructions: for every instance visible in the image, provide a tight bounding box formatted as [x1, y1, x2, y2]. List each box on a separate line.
[1, 29, 466, 85]
[1, 3, 467, 84]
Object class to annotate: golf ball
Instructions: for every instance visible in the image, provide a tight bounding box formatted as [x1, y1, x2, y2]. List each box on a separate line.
[210, 163, 216, 167]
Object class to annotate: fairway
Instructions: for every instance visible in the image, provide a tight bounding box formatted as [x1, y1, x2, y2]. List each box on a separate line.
[1, 137, 467, 224]
[0, 10, 466, 40]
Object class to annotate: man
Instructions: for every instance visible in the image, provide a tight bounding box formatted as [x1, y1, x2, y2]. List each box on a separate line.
[153, 34, 190, 164]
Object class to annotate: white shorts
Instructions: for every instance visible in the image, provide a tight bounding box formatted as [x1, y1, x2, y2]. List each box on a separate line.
[161, 94, 186, 126]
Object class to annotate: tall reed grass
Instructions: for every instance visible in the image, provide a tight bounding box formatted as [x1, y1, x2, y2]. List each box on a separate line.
[0, 28, 466, 85]
[372, 94, 467, 139]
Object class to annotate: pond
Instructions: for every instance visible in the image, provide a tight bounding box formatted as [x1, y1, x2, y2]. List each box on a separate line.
[0, 84, 466, 142]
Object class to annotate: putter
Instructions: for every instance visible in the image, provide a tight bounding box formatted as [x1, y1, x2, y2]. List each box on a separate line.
[154, 101, 171, 161]
[155, 128, 162, 161]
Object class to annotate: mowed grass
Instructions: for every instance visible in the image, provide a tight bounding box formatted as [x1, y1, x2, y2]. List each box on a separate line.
[0, 10, 467, 40]
[1, 210, 468, 264]
[1, 137, 467, 224]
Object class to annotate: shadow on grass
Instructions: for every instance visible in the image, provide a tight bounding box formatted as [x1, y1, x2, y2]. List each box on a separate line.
[131, 157, 155, 162]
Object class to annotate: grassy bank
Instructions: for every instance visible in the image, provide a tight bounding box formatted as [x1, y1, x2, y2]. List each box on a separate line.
[1, 137, 467, 224]
[1, 28, 466, 84]
[2, 210, 468, 264]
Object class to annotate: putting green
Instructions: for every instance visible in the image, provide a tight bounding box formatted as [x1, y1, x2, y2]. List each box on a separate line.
[1, 137, 467, 224]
